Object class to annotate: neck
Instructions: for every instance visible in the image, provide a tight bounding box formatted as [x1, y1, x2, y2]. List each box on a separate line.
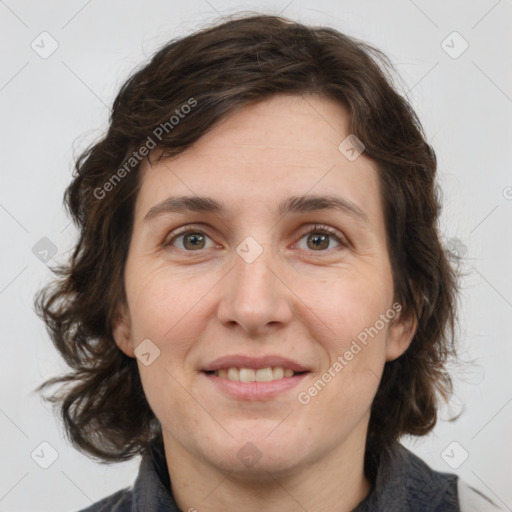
[162, 428, 372, 512]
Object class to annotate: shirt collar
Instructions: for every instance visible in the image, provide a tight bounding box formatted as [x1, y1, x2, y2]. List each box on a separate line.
[354, 443, 459, 511]
[131, 436, 180, 512]
[130, 437, 459, 512]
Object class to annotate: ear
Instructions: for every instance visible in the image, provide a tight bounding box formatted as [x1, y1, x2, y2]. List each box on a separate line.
[385, 304, 417, 362]
[112, 302, 135, 358]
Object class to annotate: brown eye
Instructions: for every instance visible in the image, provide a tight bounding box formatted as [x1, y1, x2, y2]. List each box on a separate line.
[182, 232, 206, 250]
[306, 233, 331, 250]
[296, 225, 345, 252]
[166, 230, 215, 251]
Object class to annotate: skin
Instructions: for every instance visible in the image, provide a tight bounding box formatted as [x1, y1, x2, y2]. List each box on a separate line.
[113, 94, 416, 512]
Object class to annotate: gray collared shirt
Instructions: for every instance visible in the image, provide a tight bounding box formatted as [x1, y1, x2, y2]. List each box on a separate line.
[78, 439, 501, 511]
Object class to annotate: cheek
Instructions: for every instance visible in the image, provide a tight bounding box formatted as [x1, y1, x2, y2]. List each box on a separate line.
[299, 303, 390, 425]
[125, 263, 213, 341]
[304, 267, 394, 342]
[300, 270, 393, 405]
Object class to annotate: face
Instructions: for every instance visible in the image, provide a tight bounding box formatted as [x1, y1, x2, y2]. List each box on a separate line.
[113, 94, 415, 479]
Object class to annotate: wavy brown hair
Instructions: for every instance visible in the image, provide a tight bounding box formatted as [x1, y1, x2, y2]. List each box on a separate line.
[35, 13, 458, 467]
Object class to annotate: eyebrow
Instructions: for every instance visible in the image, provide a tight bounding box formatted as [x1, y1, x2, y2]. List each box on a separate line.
[143, 194, 370, 224]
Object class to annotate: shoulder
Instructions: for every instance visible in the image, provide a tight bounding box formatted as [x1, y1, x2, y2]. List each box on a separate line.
[392, 445, 501, 511]
[76, 487, 133, 512]
[74, 436, 178, 512]
[394, 444, 460, 510]
[359, 443, 501, 512]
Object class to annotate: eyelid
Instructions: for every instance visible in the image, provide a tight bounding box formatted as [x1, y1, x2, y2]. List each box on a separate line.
[294, 223, 349, 249]
[163, 223, 350, 252]
[163, 224, 218, 249]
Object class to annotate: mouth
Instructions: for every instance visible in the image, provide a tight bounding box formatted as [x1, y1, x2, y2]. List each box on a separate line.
[204, 367, 308, 382]
[200, 355, 311, 400]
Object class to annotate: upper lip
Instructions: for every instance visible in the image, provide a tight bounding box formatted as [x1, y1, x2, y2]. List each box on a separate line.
[201, 354, 310, 372]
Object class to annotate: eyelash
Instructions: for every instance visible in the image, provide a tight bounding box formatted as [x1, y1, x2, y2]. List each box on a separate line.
[163, 223, 349, 254]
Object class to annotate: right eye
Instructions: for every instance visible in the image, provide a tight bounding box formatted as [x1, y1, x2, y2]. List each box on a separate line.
[164, 227, 217, 251]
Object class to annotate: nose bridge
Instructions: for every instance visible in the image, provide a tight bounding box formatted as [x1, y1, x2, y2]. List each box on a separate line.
[217, 235, 292, 333]
[234, 238, 274, 294]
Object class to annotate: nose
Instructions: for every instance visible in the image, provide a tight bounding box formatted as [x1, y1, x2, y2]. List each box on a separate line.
[216, 242, 293, 336]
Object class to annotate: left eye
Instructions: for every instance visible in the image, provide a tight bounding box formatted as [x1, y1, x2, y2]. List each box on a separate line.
[295, 227, 345, 251]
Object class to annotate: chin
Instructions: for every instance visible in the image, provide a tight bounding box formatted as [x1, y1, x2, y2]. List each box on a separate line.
[216, 452, 307, 481]
[199, 430, 310, 478]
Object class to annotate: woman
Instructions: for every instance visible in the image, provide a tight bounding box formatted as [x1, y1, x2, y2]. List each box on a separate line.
[36, 13, 501, 512]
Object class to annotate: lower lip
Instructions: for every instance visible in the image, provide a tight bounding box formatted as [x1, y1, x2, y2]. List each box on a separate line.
[201, 372, 309, 400]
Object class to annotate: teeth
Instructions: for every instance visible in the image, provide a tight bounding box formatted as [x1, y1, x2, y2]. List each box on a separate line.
[256, 368, 273, 382]
[239, 368, 255, 382]
[213, 367, 300, 382]
[272, 367, 284, 379]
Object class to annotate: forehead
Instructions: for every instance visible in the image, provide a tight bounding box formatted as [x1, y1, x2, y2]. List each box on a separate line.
[134, 94, 382, 225]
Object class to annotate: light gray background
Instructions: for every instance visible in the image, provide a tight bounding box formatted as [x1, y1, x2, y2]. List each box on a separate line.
[1, 1, 511, 511]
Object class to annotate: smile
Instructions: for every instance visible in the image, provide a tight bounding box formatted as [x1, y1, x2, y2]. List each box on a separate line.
[211, 367, 305, 382]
